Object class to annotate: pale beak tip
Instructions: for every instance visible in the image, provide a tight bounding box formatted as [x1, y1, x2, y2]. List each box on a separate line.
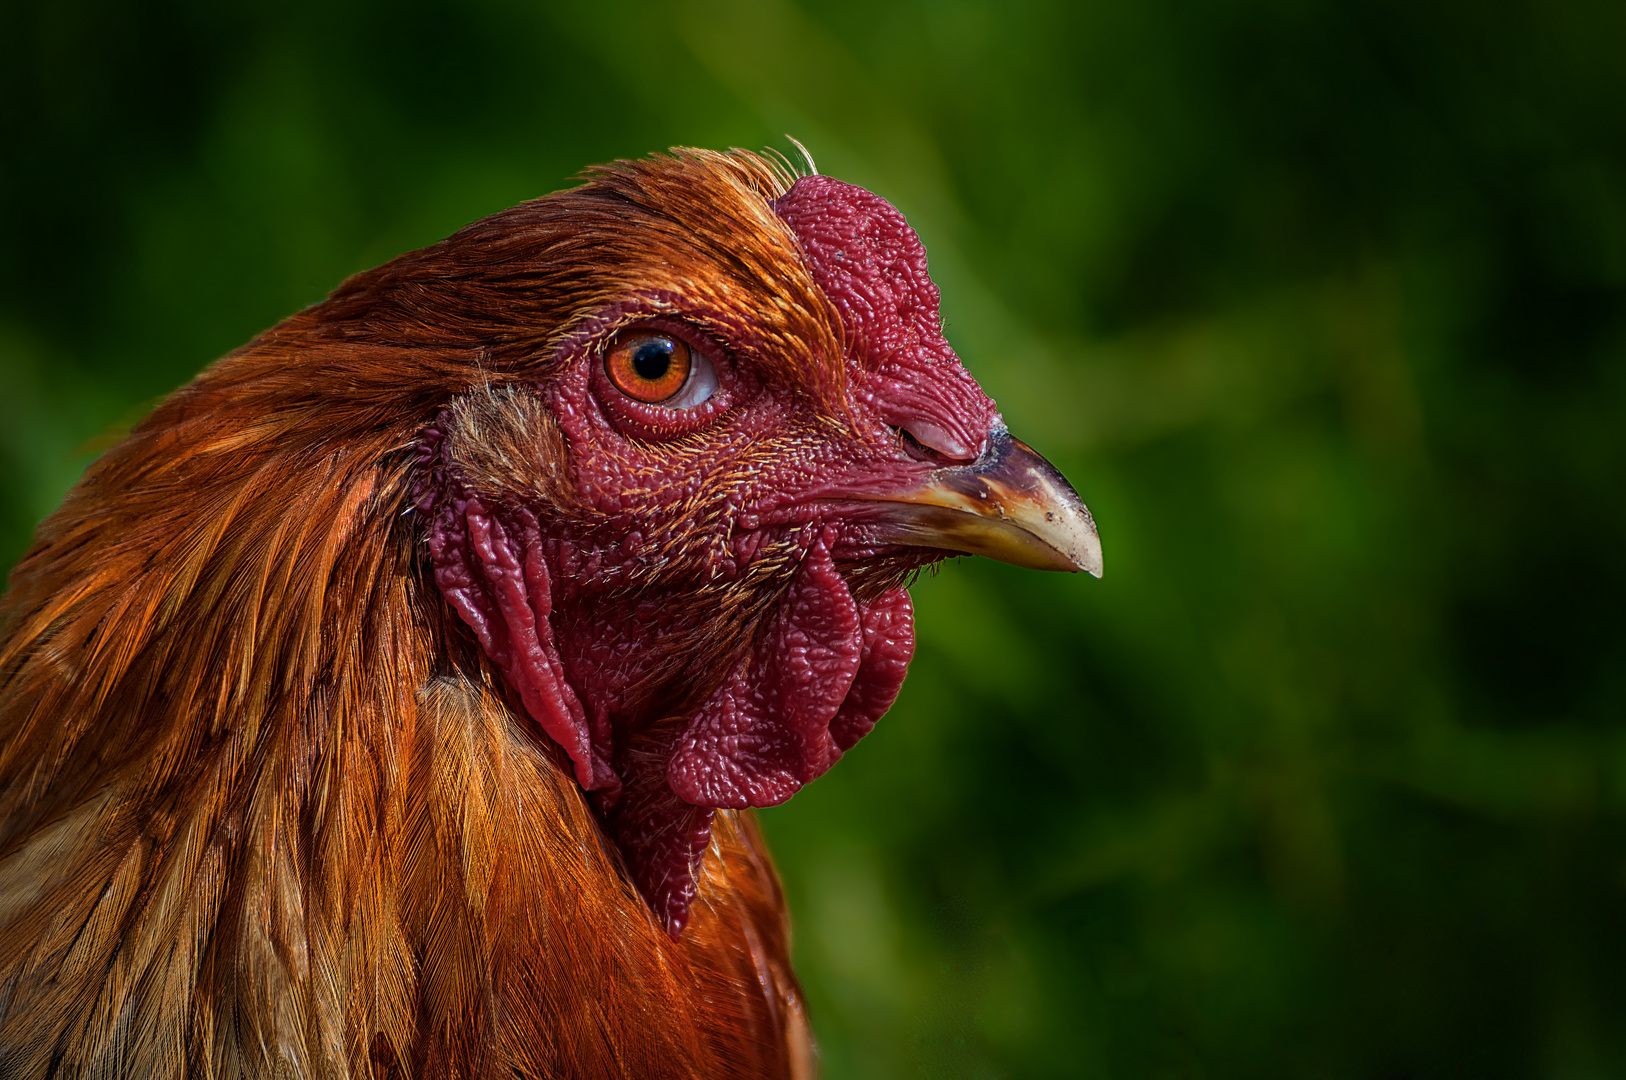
[861, 426, 1106, 579]
[1064, 516, 1105, 578]
[1083, 550, 1104, 579]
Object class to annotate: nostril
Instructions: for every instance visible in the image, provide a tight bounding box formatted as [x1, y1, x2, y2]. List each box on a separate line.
[890, 425, 942, 464]
[890, 423, 977, 465]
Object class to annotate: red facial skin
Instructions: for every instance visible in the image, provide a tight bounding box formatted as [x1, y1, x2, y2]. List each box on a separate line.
[423, 176, 1000, 933]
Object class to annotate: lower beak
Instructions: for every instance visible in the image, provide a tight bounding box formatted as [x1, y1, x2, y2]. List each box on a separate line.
[867, 426, 1103, 576]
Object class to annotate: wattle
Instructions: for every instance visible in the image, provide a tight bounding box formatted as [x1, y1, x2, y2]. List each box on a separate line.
[667, 533, 914, 808]
[425, 473, 914, 933]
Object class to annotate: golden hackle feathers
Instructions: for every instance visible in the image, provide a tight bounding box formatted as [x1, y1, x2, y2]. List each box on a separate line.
[0, 149, 820, 1078]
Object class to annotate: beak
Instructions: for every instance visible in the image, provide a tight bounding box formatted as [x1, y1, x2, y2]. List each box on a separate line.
[867, 426, 1103, 576]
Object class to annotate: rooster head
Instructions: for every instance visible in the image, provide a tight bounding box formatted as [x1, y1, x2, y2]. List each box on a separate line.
[395, 150, 1101, 932]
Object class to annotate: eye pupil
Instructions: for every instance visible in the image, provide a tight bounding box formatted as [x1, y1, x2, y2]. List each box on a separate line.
[605, 328, 711, 407]
[632, 341, 673, 381]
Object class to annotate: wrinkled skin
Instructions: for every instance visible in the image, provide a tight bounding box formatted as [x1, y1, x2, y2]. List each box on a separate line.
[422, 176, 1003, 932]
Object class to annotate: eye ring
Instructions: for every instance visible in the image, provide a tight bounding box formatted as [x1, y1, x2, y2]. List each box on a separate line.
[604, 329, 719, 409]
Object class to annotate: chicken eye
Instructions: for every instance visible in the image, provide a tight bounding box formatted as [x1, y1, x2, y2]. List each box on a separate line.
[605, 330, 717, 408]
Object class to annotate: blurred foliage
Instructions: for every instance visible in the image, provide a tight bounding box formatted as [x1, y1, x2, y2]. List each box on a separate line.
[4, 0, 1625, 1075]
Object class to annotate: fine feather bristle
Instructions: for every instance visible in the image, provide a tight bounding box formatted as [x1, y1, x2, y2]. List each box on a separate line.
[784, 136, 818, 178]
[761, 141, 811, 191]
[0, 148, 820, 1078]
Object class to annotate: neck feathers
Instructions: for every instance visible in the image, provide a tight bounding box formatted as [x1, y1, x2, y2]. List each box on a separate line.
[0, 344, 809, 1078]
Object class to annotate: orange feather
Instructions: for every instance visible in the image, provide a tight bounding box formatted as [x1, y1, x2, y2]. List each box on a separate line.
[0, 150, 815, 1078]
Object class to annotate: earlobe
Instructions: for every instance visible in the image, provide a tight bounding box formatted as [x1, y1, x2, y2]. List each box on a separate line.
[428, 492, 619, 797]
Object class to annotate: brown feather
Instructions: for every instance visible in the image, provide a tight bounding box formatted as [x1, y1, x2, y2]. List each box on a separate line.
[0, 150, 816, 1078]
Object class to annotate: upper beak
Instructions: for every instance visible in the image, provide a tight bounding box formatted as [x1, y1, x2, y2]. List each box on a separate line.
[866, 426, 1103, 576]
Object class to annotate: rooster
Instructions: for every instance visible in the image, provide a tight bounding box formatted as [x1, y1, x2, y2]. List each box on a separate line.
[0, 149, 1099, 1078]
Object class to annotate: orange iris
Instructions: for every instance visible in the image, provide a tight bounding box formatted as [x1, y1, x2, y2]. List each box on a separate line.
[606, 331, 692, 403]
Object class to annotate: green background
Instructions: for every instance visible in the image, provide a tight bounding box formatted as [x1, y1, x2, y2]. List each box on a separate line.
[4, 0, 1625, 1075]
